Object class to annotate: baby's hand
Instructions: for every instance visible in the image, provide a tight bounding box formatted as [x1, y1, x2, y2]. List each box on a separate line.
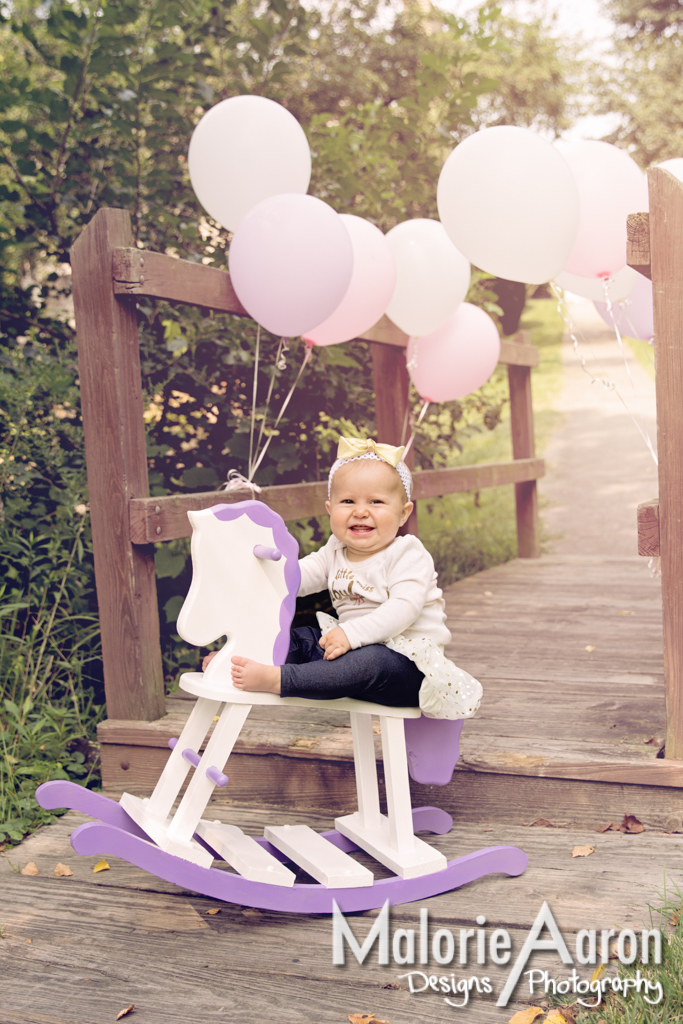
[202, 651, 218, 672]
[319, 626, 351, 661]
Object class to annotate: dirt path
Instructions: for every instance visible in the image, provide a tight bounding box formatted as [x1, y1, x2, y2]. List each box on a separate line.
[539, 297, 658, 556]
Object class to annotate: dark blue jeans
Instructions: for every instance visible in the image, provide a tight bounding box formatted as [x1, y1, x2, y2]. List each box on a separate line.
[280, 626, 423, 707]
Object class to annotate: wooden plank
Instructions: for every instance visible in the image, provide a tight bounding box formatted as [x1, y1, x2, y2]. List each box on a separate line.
[637, 497, 660, 557]
[263, 823, 374, 887]
[649, 166, 683, 758]
[110, 248, 538, 367]
[411, 458, 544, 501]
[499, 337, 539, 367]
[627, 210, 652, 279]
[71, 209, 165, 721]
[130, 459, 544, 542]
[113, 246, 248, 314]
[193, 821, 296, 886]
[129, 480, 328, 543]
[507, 330, 539, 558]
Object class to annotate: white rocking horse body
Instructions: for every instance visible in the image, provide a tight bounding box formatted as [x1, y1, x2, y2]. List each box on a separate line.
[37, 500, 527, 911]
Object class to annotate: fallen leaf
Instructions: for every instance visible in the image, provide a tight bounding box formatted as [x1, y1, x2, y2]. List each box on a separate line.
[585, 645, 596, 652]
[669, 913, 679, 927]
[643, 736, 657, 745]
[93, 859, 110, 873]
[507, 1009, 543, 1024]
[528, 818, 555, 828]
[116, 1005, 135, 1020]
[372, 724, 381, 735]
[25, 938, 32, 943]
[572, 845, 594, 858]
[595, 823, 620, 832]
[591, 963, 606, 983]
[241, 908, 261, 918]
[545, 1011, 570, 1024]
[21, 862, 39, 876]
[205, 908, 221, 915]
[348, 1016, 389, 1024]
[484, 591, 493, 596]
[290, 737, 319, 749]
[620, 813, 644, 834]
[213, 716, 219, 722]
[617, 610, 635, 615]
[53, 862, 74, 877]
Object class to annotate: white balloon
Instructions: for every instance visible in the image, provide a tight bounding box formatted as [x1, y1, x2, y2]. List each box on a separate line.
[559, 140, 648, 278]
[384, 219, 471, 337]
[188, 96, 311, 232]
[657, 157, 683, 182]
[437, 126, 580, 285]
[555, 266, 638, 302]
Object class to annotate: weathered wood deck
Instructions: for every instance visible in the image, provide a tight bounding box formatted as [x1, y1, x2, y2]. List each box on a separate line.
[99, 554, 682, 830]
[3, 553, 680, 1024]
[2, 805, 680, 1024]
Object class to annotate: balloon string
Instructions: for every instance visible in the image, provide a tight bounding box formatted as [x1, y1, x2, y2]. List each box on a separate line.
[601, 278, 658, 467]
[248, 342, 313, 481]
[551, 283, 658, 467]
[403, 400, 430, 459]
[247, 324, 261, 480]
[254, 336, 285, 460]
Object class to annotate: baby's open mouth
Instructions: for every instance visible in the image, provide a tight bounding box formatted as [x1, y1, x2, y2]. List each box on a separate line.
[350, 525, 374, 534]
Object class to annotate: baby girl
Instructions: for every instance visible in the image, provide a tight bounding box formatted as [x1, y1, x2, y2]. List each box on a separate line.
[206, 437, 482, 720]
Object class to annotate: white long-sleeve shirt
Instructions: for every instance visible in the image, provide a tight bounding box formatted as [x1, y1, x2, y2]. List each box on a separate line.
[298, 534, 451, 649]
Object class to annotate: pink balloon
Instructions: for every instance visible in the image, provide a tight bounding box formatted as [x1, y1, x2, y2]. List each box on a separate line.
[406, 303, 501, 402]
[594, 272, 654, 342]
[559, 141, 649, 279]
[229, 194, 353, 337]
[303, 215, 396, 345]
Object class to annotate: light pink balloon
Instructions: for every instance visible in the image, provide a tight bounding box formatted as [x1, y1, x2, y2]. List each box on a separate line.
[594, 272, 654, 342]
[406, 303, 501, 402]
[229, 193, 353, 337]
[559, 141, 649, 279]
[303, 215, 396, 345]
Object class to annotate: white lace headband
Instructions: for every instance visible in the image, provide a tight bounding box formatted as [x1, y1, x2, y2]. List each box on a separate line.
[328, 453, 412, 501]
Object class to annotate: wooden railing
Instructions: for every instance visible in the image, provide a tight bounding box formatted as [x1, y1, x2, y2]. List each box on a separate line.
[71, 207, 544, 722]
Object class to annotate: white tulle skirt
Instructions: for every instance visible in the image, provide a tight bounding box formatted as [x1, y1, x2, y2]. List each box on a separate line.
[316, 612, 483, 721]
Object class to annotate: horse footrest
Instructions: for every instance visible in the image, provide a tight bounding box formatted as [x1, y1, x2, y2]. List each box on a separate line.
[195, 821, 295, 887]
[264, 823, 374, 888]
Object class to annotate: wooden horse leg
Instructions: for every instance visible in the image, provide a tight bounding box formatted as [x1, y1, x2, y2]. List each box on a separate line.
[379, 714, 416, 855]
[349, 712, 382, 830]
[166, 702, 251, 846]
[143, 695, 222, 820]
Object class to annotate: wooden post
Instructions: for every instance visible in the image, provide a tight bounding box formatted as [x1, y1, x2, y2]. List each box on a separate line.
[507, 329, 540, 557]
[648, 167, 683, 759]
[370, 342, 418, 535]
[71, 208, 165, 721]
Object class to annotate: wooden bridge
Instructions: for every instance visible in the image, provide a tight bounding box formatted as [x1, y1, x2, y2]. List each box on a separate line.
[71, 167, 683, 830]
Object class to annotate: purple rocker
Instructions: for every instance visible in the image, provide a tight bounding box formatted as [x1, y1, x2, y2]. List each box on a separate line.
[37, 502, 527, 911]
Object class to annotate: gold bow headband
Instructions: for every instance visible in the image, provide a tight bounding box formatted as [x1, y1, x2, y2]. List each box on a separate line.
[336, 436, 405, 467]
[329, 437, 411, 499]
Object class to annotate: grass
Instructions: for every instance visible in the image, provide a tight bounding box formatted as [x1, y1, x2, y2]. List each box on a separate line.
[626, 335, 656, 381]
[0, 522, 104, 849]
[418, 298, 565, 586]
[541, 883, 683, 1024]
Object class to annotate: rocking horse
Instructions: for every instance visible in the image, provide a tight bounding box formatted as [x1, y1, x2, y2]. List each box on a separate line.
[37, 501, 527, 912]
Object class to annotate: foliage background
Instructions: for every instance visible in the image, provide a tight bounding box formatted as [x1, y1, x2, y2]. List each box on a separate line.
[0, 0, 583, 840]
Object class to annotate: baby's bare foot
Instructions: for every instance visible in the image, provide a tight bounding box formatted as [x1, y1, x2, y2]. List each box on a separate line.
[231, 656, 281, 694]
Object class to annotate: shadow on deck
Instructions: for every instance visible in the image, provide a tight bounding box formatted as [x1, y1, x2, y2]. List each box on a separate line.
[99, 555, 682, 830]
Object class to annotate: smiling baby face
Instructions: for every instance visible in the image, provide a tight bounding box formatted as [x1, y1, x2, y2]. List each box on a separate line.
[325, 458, 413, 562]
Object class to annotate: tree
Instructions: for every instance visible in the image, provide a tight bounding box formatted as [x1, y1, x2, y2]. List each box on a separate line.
[599, 0, 683, 166]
